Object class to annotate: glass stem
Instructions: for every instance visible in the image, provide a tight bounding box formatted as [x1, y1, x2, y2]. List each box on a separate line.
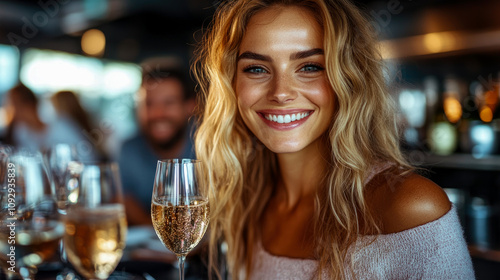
[178, 255, 186, 280]
[60, 239, 68, 263]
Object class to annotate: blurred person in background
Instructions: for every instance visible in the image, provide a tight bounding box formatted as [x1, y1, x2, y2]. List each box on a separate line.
[50, 90, 108, 161]
[118, 63, 196, 225]
[2, 83, 85, 152]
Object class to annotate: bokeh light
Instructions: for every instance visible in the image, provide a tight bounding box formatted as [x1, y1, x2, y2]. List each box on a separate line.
[444, 97, 462, 123]
[82, 29, 106, 56]
[423, 32, 456, 53]
[479, 106, 493, 123]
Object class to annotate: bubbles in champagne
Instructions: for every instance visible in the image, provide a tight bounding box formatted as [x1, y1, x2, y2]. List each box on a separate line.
[151, 197, 210, 255]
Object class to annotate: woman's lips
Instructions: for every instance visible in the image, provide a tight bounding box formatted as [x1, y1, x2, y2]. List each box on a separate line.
[257, 110, 313, 130]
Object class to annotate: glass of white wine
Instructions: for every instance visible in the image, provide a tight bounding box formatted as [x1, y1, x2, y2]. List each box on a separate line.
[151, 159, 210, 280]
[0, 150, 64, 280]
[63, 162, 127, 280]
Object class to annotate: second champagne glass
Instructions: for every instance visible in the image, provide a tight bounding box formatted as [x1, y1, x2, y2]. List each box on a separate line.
[63, 163, 127, 280]
[151, 159, 210, 280]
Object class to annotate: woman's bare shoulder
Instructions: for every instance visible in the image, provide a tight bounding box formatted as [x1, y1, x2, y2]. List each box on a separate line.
[367, 170, 451, 234]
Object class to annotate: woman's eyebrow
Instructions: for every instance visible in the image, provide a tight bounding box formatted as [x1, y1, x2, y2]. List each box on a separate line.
[290, 48, 324, 60]
[237, 51, 272, 62]
[237, 48, 324, 62]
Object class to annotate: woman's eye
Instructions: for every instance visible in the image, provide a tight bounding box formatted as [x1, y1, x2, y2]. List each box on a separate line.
[300, 64, 324, 72]
[243, 66, 268, 74]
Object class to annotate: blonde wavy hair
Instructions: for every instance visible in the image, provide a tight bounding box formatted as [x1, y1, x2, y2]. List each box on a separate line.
[193, 0, 412, 279]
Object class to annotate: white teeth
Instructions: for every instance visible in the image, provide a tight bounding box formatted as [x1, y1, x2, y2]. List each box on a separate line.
[264, 112, 310, 123]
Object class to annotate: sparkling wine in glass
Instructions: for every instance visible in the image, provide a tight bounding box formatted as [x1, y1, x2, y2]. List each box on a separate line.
[151, 159, 210, 280]
[0, 150, 64, 280]
[63, 163, 127, 280]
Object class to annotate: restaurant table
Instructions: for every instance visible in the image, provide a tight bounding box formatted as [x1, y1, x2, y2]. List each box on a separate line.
[0, 225, 210, 280]
[1, 257, 209, 280]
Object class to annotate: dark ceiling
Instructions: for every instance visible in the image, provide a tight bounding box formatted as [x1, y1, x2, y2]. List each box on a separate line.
[1, 0, 499, 65]
[0, 0, 217, 63]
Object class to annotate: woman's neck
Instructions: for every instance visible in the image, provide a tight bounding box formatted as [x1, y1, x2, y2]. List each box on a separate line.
[275, 139, 330, 210]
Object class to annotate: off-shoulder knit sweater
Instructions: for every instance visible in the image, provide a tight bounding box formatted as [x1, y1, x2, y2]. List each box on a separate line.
[250, 206, 474, 280]
[249, 167, 475, 279]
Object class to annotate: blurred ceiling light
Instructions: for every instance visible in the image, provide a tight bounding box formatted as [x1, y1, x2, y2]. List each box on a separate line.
[444, 97, 462, 123]
[82, 29, 105, 56]
[423, 33, 443, 53]
[479, 106, 493, 123]
[423, 32, 456, 53]
[380, 29, 500, 59]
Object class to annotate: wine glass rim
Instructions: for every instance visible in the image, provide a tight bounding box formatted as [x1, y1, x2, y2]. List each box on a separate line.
[157, 158, 200, 164]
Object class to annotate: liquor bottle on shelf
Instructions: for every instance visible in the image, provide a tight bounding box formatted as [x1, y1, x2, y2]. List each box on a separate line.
[460, 79, 499, 157]
[427, 77, 466, 156]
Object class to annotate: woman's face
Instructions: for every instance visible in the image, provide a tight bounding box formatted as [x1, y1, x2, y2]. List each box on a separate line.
[235, 5, 336, 154]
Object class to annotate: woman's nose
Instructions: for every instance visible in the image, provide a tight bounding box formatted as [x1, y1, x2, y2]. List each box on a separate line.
[267, 74, 297, 104]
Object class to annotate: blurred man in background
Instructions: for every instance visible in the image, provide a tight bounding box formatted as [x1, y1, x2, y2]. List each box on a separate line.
[119, 61, 196, 225]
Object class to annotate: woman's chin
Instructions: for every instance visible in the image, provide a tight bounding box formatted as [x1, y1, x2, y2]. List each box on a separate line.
[263, 142, 303, 154]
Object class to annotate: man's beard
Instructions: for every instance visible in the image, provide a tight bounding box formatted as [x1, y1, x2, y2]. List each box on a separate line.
[145, 122, 187, 151]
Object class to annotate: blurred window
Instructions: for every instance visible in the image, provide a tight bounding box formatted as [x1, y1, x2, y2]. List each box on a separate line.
[19, 48, 142, 156]
[20, 48, 141, 97]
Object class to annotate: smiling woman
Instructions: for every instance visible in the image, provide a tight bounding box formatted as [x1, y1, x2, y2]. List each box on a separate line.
[193, 0, 474, 279]
[235, 6, 335, 154]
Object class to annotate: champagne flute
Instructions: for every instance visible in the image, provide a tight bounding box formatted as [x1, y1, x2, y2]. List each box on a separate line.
[151, 159, 210, 280]
[46, 143, 82, 214]
[0, 150, 64, 280]
[45, 143, 83, 280]
[63, 162, 127, 280]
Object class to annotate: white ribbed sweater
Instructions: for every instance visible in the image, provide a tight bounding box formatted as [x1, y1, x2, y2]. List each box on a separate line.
[250, 205, 475, 279]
